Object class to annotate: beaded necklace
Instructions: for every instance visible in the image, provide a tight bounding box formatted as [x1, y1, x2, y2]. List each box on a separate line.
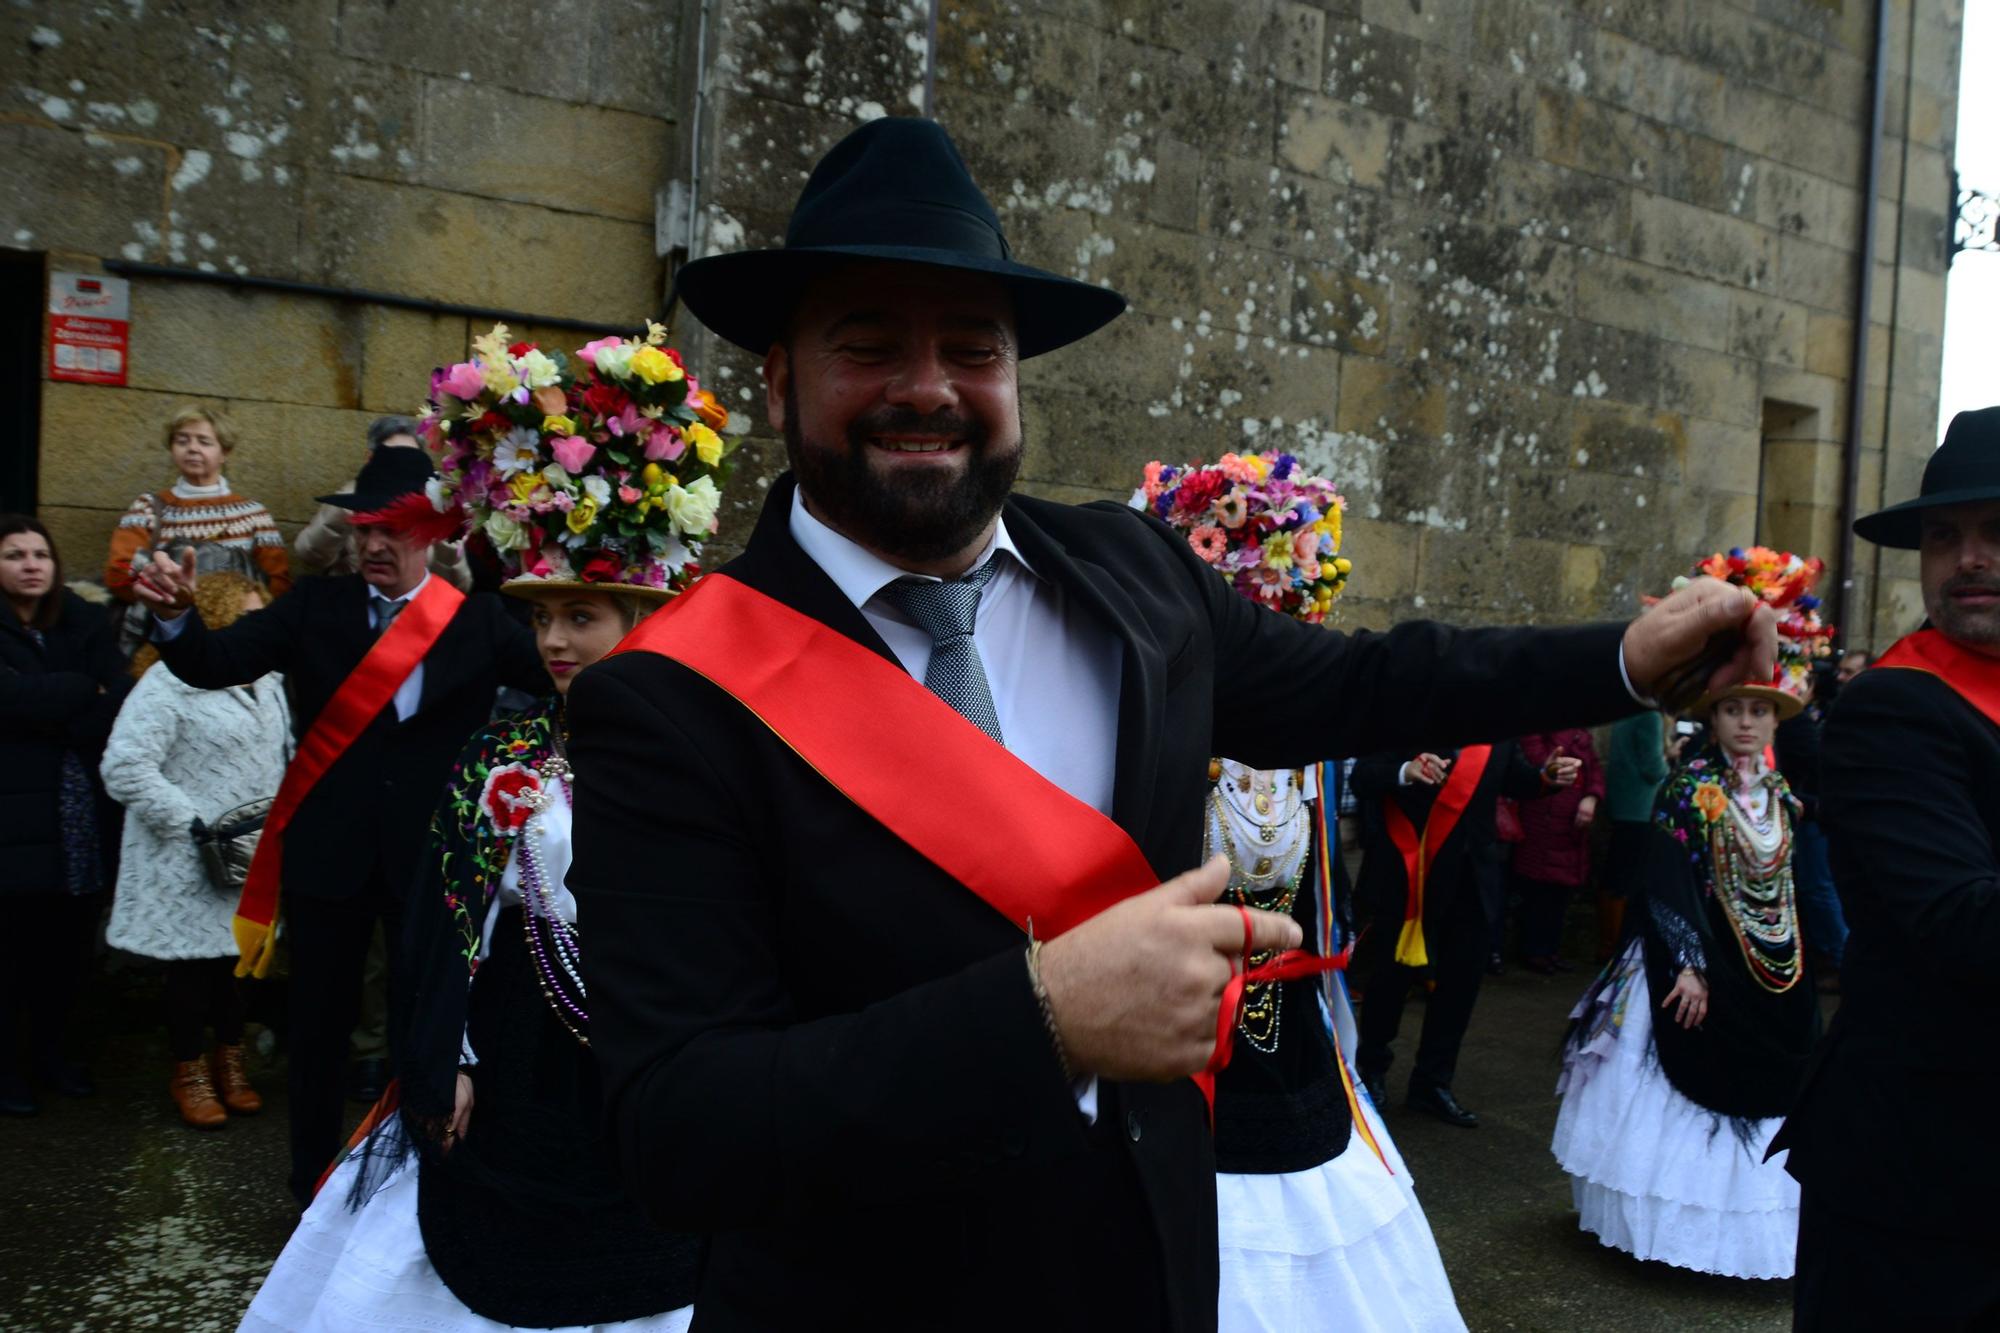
[1204, 762, 1311, 1053]
[1705, 766, 1801, 995]
[513, 719, 590, 1046]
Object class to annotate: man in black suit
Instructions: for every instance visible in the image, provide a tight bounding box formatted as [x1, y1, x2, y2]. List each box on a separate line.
[567, 117, 1774, 1331]
[1349, 742, 1563, 1127]
[136, 447, 543, 1203]
[1777, 406, 2000, 1326]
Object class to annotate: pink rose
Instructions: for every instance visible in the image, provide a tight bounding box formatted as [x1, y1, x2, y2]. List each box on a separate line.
[643, 423, 686, 461]
[576, 336, 622, 367]
[1291, 528, 1321, 565]
[440, 362, 485, 399]
[618, 484, 642, 505]
[550, 435, 597, 473]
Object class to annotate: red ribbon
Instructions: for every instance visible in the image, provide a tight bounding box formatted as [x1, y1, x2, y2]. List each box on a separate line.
[1877, 627, 2000, 726]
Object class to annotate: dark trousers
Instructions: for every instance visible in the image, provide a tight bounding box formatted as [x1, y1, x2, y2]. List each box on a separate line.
[1516, 873, 1572, 960]
[1795, 1189, 2000, 1330]
[283, 869, 403, 1203]
[163, 957, 245, 1063]
[1, 893, 101, 1075]
[1356, 880, 1487, 1092]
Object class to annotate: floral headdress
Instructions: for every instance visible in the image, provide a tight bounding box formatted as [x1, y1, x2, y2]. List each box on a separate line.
[1672, 546, 1834, 718]
[1132, 452, 1352, 623]
[421, 323, 736, 600]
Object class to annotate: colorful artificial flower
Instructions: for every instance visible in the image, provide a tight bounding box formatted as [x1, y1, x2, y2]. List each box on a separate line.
[1132, 450, 1352, 624]
[1691, 782, 1728, 824]
[1671, 546, 1835, 705]
[422, 322, 737, 596]
[479, 763, 543, 833]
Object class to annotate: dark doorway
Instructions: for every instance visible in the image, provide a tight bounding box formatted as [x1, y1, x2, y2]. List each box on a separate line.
[0, 251, 44, 513]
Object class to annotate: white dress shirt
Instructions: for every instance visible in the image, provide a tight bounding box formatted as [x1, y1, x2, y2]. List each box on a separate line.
[790, 488, 1122, 1119]
[369, 574, 430, 723]
[789, 488, 1122, 815]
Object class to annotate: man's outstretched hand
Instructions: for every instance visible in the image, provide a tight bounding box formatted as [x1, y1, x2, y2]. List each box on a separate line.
[132, 547, 198, 619]
[1036, 856, 1301, 1084]
[1622, 576, 1777, 707]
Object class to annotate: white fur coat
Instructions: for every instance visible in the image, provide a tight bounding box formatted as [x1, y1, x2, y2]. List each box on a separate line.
[102, 663, 292, 960]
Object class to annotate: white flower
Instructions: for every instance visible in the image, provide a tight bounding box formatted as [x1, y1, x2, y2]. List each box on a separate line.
[492, 427, 541, 477]
[581, 473, 612, 507]
[483, 512, 530, 552]
[593, 343, 635, 380]
[541, 462, 573, 488]
[667, 474, 719, 536]
[515, 348, 561, 389]
[425, 475, 450, 512]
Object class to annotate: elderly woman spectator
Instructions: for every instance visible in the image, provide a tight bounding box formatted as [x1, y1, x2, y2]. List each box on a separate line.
[103, 570, 290, 1130]
[1512, 728, 1605, 972]
[293, 416, 469, 589]
[0, 514, 131, 1116]
[104, 406, 291, 648]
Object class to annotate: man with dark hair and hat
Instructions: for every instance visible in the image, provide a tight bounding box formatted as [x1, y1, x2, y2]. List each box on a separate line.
[294, 415, 472, 591]
[1775, 405, 2000, 1326]
[566, 116, 1777, 1330]
[134, 445, 543, 1204]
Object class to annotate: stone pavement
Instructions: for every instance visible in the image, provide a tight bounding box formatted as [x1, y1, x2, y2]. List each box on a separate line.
[1, 946, 1802, 1331]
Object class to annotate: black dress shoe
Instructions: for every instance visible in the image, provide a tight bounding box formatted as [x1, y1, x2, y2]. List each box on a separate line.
[1407, 1083, 1479, 1128]
[1485, 953, 1506, 977]
[0, 1071, 38, 1117]
[35, 1059, 94, 1098]
[347, 1057, 388, 1104]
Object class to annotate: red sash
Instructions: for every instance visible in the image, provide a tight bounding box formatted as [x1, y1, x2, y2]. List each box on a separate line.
[615, 573, 1337, 1112]
[1379, 745, 1493, 968]
[232, 578, 466, 978]
[1876, 628, 2000, 727]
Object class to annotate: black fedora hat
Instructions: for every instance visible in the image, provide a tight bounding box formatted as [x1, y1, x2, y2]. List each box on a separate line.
[1854, 406, 2000, 549]
[317, 443, 436, 512]
[672, 117, 1127, 358]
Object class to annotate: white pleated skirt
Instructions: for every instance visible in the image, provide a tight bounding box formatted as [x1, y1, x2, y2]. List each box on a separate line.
[1218, 983, 1466, 1332]
[1551, 941, 1799, 1280]
[239, 1149, 694, 1333]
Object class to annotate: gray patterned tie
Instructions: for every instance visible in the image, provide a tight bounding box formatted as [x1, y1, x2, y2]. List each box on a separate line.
[373, 596, 407, 637]
[881, 558, 1005, 744]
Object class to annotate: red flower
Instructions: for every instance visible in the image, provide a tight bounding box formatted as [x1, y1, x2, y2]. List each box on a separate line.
[479, 763, 542, 833]
[508, 341, 536, 357]
[579, 382, 633, 420]
[579, 552, 624, 583]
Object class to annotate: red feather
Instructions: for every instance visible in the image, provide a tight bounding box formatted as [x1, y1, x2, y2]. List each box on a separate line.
[351, 493, 466, 546]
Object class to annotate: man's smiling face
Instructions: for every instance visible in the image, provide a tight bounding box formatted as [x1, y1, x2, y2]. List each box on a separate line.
[767, 262, 1022, 566]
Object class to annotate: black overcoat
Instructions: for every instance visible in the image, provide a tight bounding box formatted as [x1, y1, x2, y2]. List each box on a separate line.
[1349, 741, 1542, 927]
[565, 474, 1637, 1332]
[154, 575, 543, 900]
[0, 591, 130, 895]
[1775, 664, 2000, 1235]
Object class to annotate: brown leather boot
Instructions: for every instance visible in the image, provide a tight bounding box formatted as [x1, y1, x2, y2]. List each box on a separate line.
[210, 1045, 262, 1116]
[171, 1058, 227, 1129]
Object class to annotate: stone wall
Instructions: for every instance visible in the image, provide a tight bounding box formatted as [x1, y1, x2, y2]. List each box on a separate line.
[8, 0, 1960, 648]
[4, 1, 683, 570]
[679, 0, 1959, 646]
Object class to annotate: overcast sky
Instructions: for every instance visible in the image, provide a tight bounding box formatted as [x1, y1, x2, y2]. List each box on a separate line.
[1938, 1, 1996, 441]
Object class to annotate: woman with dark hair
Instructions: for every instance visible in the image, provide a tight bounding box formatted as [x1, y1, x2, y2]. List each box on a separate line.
[0, 514, 132, 1115]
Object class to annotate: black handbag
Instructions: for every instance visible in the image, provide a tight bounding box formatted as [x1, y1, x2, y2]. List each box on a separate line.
[191, 797, 274, 894]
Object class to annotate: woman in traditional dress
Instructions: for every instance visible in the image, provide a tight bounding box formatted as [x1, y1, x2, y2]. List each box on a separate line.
[1135, 454, 1465, 1331]
[242, 323, 735, 1332]
[1551, 547, 1830, 1280]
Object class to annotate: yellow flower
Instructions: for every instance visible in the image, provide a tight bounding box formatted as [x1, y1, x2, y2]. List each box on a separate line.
[1334, 557, 1352, 575]
[1692, 781, 1728, 823]
[566, 496, 599, 534]
[542, 414, 577, 436]
[630, 345, 684, 385]
[508, 472, 542, 504]
[684, 421, 724, 467]
[640, 462, 673, 489]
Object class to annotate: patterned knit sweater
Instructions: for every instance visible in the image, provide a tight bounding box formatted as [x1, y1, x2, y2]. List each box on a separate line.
[104, 479, 292, 602]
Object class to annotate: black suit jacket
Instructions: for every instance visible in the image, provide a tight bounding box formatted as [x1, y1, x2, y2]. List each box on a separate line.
[566, 474, 1636, 1331]
[1350, 742, 1541, 928]
[1775, 665, 2000, 1233]
[156, 576, 543, 900]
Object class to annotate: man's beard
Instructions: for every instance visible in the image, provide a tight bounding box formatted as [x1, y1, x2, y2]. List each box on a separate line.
[1929, 573, 2000, 645]
[785, 383, 1021, 564]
